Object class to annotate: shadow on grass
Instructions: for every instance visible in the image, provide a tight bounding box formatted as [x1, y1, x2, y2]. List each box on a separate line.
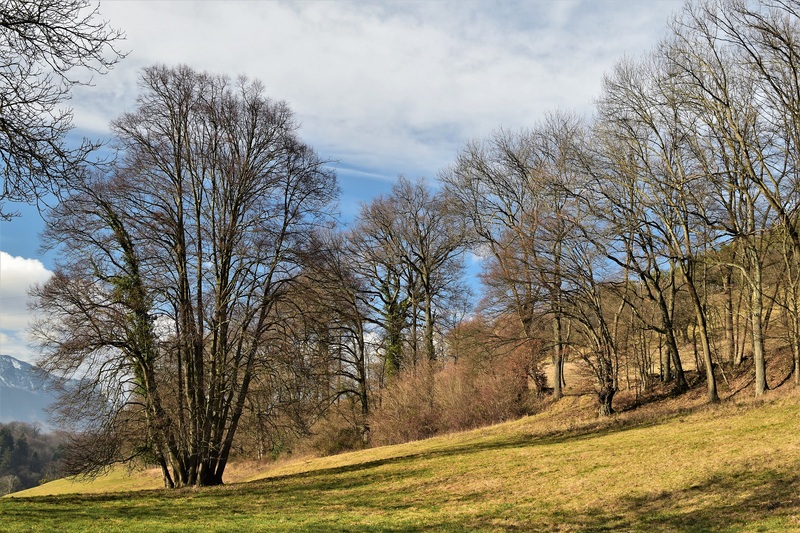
[615, 467, 800, 532]
[452, 467, 800, 532]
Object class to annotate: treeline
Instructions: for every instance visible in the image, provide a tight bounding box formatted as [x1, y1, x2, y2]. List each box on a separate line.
[452, 0, 800, 413]
[15, 0, 800, 488]
[0, 423, 66, 495]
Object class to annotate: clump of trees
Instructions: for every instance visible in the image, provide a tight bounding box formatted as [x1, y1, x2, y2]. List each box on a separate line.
[0, 423, 67, 495]
[443, 0, 800, 414]
[7, 0, 800, 488]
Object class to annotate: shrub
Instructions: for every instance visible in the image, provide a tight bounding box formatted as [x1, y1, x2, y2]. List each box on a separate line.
[369, 351, 532, 446]
[306, 399, 369, 456]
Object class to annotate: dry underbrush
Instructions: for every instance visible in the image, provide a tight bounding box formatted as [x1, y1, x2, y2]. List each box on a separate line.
[302, 343, 798, 458]
[366, 352, 532, 447]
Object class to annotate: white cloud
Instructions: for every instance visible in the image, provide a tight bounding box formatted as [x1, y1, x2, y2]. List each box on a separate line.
[0, 252, 53, 363]
[69, 0, 684, 179]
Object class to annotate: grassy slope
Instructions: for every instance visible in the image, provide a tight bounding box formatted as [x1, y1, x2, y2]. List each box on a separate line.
[2, 390, 800, 532]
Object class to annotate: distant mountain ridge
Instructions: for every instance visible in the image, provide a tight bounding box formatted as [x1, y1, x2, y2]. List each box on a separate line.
[0, 354, 63, 430]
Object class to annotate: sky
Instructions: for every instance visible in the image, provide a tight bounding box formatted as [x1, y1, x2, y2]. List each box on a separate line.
[0, 0, 685, 363]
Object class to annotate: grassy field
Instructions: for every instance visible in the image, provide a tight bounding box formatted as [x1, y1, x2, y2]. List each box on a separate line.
[2, 390, 800, 532]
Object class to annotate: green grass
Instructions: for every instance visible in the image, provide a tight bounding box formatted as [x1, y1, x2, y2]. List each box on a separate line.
[3, 393, 800, 532]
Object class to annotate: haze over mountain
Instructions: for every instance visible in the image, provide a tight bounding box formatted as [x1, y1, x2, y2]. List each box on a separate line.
[0, 355, 63, 431]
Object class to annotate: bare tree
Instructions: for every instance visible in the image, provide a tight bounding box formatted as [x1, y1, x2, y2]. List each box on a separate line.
[0, 0, 125, 218]
[300, 229, 374, 425]
[353, 177, 468, 370]
[441, 114, 582, 399]
[389, 177, 469, 363]
[560, 226, 622, 417]
[350, 197, 413, 376]
[663, 0, 800, 396]
[31, 65, 336, 487]
[443, 135, 540, 390]
[593, 55, 708, 396]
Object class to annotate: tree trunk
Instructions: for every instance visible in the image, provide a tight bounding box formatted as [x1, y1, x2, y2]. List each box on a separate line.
[682, 264, 719, 403]
[598, 385, 615, 417]
[723, 268, 737, 366]
[597, 343, 616, 417]
[410, 297, 419, 367]
[424, 291, 436, 362]
[659, 275, 687, 393]
[749, 250, 768, 396]
[552, 314, 564, 400]
[795, 343, 800, 387]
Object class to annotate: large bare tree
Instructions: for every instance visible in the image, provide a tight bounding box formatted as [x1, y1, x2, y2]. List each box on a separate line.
[31, 65, 337, 487]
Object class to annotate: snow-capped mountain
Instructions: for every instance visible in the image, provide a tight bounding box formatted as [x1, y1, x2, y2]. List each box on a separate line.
[0, 355, 63, 430]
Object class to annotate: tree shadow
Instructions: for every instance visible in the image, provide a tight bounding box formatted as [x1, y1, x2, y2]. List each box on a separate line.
[611, 467, 800, 532]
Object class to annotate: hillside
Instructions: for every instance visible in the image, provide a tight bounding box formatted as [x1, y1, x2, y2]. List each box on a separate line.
[3, 386, 799, 532]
